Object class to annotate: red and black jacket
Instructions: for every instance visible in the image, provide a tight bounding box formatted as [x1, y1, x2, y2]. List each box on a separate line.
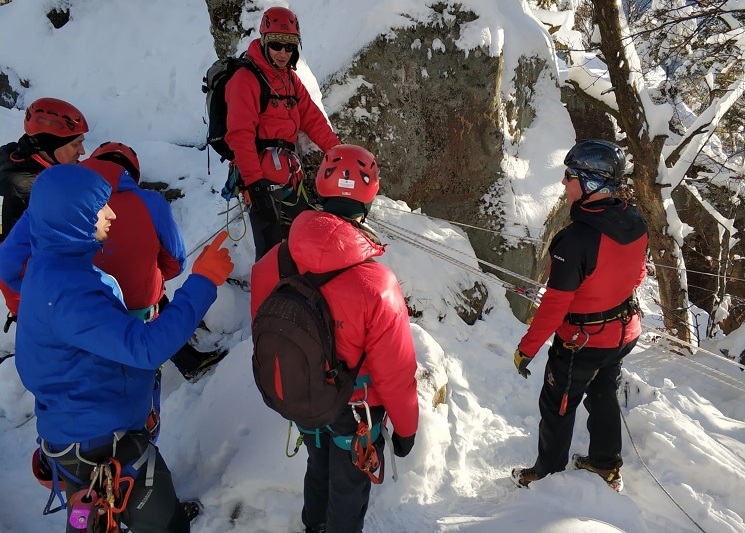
[519, 198, 648, 356]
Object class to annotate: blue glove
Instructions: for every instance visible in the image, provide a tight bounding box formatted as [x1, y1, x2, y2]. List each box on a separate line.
[514, 348, 533, 379]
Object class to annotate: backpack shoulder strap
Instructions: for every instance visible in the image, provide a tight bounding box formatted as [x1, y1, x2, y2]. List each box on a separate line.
[239, 54, 272, 115]
[277, 241, 299, 279]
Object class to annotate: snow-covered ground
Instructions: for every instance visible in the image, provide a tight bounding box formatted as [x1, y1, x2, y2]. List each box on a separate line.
[0, 1, 743, 532]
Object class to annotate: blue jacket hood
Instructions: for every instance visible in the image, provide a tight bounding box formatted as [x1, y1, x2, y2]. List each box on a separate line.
[28, 164, 112, 257]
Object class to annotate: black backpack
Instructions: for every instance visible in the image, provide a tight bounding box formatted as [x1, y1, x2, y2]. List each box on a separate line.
[202, 52, 297, 162]
[0, 143, 17, 198]
[252, 242, 369, 429]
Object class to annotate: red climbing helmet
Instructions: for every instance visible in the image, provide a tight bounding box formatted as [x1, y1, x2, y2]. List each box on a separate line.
[24, 98, 88, 137]
[260, 7, 300, 39]
[91, 141, 141, 183]
[315, 144, 380, 204]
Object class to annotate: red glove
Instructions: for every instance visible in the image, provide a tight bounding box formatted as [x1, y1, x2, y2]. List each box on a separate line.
[192, 231, 233, 286]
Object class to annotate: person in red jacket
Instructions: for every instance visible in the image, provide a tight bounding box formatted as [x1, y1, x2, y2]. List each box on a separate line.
[84, 143, 222, 381]
[250, 145, 418, 533]
[511, 140, 648, 492]
[225, 6, 340, 260]
[0, 98, 88, 332]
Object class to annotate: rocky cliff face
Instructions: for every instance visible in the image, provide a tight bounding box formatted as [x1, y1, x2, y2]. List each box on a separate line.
[322, 5, 563, 323]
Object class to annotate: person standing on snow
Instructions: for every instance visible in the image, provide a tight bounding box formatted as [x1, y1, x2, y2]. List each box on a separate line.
[15, 164, 233, 532]
[250, 145, 419, 533]
[225, 6, 340, 261]
[511, 140, 648, 492]
[0, 98, 88, 332]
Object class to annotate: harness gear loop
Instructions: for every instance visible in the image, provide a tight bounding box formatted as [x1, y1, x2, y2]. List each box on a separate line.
[348, 384, 384, 484]
[286, 421, 304, 458]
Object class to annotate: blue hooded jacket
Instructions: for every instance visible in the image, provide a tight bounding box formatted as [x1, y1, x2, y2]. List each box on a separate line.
[15, 165, 217, 444]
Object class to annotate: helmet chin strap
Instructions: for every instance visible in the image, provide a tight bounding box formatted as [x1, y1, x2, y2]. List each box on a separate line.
[577, 176, 613, 204]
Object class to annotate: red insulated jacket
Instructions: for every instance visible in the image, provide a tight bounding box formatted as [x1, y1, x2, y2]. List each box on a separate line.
[250, 211, 419, 438]
[225, 39, 340, 188]
[519, 198, 648, 356]
[83, 159, 186, 310]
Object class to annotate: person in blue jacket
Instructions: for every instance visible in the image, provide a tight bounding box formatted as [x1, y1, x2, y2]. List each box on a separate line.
[15, 164, 233, 532]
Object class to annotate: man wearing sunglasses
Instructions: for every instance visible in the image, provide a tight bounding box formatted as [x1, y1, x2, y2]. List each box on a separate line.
[510, 140, 648, 492]
[225, 6, 340, 261]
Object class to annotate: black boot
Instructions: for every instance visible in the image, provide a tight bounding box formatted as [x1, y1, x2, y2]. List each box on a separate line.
[170, 343, 228, 381]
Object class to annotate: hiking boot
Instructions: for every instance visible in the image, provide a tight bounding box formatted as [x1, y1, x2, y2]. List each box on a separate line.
[304, 525, 326, 533]
[184, 348, 228, 381]
[510, 466, 544, 488]
[571, 454, 624, 492]
[173, 345, 228, 381]
[182, 500, 201, 522]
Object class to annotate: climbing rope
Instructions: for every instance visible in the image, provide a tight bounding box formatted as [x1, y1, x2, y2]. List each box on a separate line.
[186, 209, 246, 258]
[367, 215, 543, 305]
[640, 325, 745, 374]
[619, 405, 708, 533]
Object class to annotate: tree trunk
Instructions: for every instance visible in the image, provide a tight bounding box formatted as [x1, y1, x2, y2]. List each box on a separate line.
[592, 0, 693, 345]
[204, 0, 251, 59]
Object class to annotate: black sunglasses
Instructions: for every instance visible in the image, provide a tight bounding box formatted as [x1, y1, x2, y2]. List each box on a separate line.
[267, 41, 297, 53]
[564, 169, 581, 182]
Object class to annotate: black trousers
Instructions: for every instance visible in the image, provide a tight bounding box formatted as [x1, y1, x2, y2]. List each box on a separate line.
[52, 430, 189, 533]
[534, 335, 638, 476]
[301, 406, 386, 533]
[249, 184, 311, 261]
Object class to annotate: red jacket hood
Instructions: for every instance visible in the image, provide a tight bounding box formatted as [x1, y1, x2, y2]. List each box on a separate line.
[247, 39, 274, 73]
[288, 211, 385, 273]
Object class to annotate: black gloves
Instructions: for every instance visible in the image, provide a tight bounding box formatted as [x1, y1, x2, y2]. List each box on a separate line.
[248, 179, 280, 222]
[391, 432, 416, 458]
[3, 313, 16, 334]
[514, 348, 533, 378]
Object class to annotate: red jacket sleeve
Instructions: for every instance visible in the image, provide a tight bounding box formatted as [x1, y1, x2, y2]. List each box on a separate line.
[518, 287, 575, 357]
[0, 277, 20, 316]
[361, 270, 419, 437]
[225, 69, 264, 186]
[292, 72, 340, 152]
